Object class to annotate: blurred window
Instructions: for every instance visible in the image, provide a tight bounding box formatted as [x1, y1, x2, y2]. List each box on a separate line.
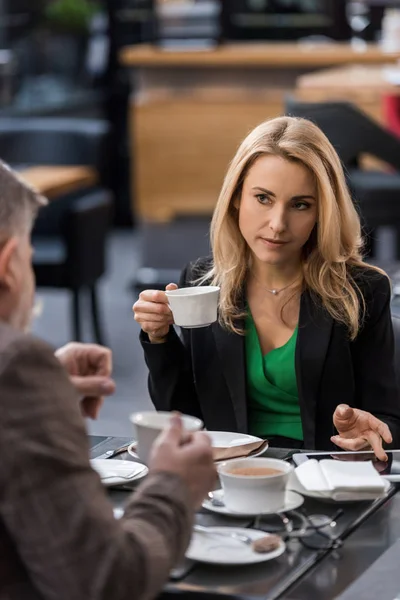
[0, 0, 107, 114]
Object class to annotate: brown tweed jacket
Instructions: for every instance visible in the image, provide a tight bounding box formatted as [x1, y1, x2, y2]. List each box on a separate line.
[0, 322, 193, 600]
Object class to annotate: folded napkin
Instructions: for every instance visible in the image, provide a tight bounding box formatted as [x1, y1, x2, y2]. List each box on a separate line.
[290, 459, 386, 501]
[212, 440, 269, 462]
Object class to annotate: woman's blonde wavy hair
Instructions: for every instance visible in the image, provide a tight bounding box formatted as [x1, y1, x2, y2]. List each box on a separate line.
[201, 116, 385, 340]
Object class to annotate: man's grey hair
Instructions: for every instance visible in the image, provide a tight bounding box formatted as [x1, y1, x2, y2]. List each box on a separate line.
[0, 160, 47, 239]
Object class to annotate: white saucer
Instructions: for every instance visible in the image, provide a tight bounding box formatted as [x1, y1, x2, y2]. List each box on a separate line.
[186, 527, 285, 565]
[90, 459, 148, 487]
[208, 431, 264, 449]
[202, 488, 304, 516]
[127, 431, 267, 461]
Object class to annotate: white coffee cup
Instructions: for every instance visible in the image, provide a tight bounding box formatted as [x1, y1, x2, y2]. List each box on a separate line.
[218, 457, 293, 513]
[165, 286, 220, 328]
[130, 411, 203, 464]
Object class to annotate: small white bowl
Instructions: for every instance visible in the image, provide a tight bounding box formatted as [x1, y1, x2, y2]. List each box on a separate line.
[218, 457, 293, 513]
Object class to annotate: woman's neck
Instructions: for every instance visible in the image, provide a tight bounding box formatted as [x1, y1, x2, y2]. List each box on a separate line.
[251, 259, 303, 290]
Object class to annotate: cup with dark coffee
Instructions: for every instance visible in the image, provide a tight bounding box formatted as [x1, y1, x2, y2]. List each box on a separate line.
[217, 457, 293, 513]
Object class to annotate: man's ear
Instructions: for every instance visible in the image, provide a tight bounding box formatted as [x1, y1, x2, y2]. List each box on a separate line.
[0, 237, 18, 291]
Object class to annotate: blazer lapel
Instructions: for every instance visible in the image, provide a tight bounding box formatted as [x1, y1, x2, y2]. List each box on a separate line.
[296, 291, 333, 448]
[212, 318, 248, 433]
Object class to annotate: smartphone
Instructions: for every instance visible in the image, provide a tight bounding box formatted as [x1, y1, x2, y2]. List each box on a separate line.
[292, 450, 400, 481]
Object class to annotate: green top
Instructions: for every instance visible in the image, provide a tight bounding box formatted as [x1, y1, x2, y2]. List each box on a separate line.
[246, 311, 303, 441]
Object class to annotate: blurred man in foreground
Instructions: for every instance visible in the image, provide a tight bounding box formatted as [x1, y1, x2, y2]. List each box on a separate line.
[0, 161, 215, 600]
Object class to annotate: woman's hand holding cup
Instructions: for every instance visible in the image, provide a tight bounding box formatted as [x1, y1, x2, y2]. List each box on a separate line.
[133, 283, 177, 343]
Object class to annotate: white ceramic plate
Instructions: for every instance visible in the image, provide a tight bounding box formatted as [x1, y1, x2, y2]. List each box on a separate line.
[186, 527, 285, 565]
[127, 431, 268, 461]
[207, 431, 264, 448]
[202, 488, 304, 517]
[90, 459, 148, 487]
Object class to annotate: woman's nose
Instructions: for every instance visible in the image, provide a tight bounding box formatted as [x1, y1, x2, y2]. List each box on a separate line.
[268, 208, 287, 233]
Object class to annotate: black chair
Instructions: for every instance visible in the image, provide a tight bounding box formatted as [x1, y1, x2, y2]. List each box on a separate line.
[284, 99, 400, 258]
[33, 192, 112, 345]
[0, 117, 113, 343]
[0, 117, 109, 167]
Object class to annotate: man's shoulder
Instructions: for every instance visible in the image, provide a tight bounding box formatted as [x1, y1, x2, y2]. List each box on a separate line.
[0, 324, 79, 421]
[0, 323, 57, 375]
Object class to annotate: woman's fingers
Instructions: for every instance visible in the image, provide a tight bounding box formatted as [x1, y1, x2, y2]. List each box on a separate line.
[134, 299, 172, 316]
[371, 418, 392, 445]
[133, 311, 173, 324]
[331, 432, 388, 461]
[139, 289, 169, 302]
[165, 283, 178, 291]
[364, 430, 388, 461]
[330, 435, 370, 452]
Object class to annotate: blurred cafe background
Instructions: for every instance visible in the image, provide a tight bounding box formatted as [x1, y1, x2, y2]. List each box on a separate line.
[3, 0, 400, 435]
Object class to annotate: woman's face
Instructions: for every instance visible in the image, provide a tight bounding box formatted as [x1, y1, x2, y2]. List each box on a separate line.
[238, 155, 318, 268]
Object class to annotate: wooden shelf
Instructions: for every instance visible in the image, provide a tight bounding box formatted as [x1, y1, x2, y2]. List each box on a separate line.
[120, 42, 400, 69]
[297, 64, 400, 92]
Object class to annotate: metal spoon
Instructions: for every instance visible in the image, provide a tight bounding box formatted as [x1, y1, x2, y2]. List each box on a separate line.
[207, 491, 225, 507]
[194, 524, 253, 546]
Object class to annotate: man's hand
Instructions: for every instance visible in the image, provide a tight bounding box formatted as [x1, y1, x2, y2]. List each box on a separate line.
[331, 404, 392, 461]
[149, 414, 216, 509]
[55, 343, 116, 419]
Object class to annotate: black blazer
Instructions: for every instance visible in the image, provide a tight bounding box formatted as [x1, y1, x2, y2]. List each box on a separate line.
[140, 257, 400, 450]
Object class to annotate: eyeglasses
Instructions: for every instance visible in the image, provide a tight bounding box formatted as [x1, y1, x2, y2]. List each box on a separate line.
[253, 508, 344, 551]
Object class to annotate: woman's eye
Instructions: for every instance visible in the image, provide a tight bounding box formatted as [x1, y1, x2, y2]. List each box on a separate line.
[255, 194, 271, 204]
[293, 201, 310, 211]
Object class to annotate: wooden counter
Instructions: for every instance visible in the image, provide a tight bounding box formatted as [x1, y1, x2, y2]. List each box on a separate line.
[120, 42, 400, 69]
[121, 43, 400, 222]
[296, 64, 400, 126]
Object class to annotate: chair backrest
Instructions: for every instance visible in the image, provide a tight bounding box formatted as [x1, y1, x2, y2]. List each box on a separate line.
[284, 98, 400, 171]
[63, 191, 113, 287]
[0, 118, 110, 169]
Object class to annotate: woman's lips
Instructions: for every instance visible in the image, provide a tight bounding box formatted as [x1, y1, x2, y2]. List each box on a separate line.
[260, 238, 289, 249]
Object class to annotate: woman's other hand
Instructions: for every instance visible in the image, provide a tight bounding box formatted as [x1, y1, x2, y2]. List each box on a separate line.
[331, 404, 392, 461]
[133, 283, 177, 343]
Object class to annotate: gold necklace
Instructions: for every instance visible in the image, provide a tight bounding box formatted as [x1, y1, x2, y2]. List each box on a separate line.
[251, 272, 302, 296]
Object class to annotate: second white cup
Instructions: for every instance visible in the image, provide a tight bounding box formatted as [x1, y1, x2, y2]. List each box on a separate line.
[165, 286, 220, 328]
[130, 410, 203, 464]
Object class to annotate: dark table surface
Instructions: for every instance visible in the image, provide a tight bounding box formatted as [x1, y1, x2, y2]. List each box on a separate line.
[90, 435, 400, 600]
[284, 488, 400, 599]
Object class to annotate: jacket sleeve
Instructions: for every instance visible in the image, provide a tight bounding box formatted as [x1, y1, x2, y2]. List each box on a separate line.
[140, 263, 204, 420]
[351, 273, 400, 448]
[0, 335, 193, 600]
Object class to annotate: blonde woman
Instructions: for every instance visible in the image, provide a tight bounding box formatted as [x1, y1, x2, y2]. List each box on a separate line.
[133, 116, 400, 460]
